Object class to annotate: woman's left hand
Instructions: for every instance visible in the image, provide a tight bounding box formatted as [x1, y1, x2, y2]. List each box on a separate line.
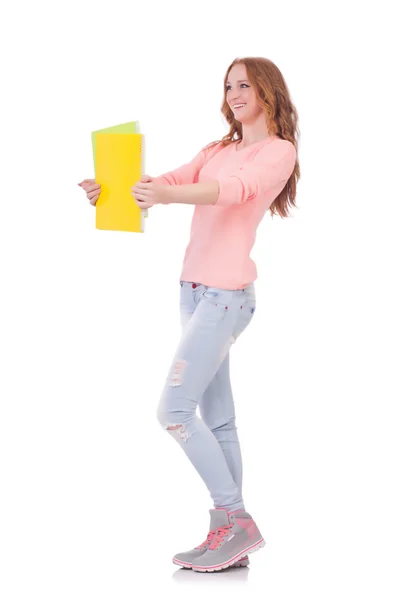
[131, 182, 170, 209]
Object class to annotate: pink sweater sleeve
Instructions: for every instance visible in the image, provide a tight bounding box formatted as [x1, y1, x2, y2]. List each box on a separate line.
[215, 141, 296, 206]
[152, 146, 210, 186]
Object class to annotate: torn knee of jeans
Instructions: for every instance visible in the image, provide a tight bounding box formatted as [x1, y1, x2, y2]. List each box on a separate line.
[169, 359, 188, 387]
[166, 423, 189, 442]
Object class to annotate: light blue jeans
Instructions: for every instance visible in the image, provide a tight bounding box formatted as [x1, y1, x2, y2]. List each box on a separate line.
[156, 280, 256, 513]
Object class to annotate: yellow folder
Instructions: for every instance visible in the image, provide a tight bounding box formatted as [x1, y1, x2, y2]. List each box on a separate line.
[95, 132, 144, 233]
[91, 121, 137, 172]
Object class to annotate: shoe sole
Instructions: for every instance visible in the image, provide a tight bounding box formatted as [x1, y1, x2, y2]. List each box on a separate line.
[191, 537, 266, 572]
[173, 556, 250, 568]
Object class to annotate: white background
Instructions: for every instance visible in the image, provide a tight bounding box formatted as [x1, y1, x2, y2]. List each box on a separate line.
[1, 0, 396, 598]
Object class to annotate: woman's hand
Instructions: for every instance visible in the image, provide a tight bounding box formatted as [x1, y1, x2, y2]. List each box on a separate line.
[131, 177, 171, 208]
[78, 179, 101, 205]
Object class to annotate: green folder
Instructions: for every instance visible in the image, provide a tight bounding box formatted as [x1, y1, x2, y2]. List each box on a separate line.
[91, 121, 137, 172]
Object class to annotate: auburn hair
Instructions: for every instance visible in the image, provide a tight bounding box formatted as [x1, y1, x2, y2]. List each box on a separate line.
[205, 57, 300, 218]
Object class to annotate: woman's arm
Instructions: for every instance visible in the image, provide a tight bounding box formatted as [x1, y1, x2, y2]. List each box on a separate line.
[165, 181, 219, 205]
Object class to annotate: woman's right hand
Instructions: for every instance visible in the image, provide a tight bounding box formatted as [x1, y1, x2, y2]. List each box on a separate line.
[78, 179, 101, 205]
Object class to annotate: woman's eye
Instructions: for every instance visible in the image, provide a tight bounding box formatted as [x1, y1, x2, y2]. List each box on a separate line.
[226, 84, 248, 90]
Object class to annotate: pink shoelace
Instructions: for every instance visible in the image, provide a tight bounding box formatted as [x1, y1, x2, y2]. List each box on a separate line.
[196, 529, 217, 550]
[208, 524, 233, 550]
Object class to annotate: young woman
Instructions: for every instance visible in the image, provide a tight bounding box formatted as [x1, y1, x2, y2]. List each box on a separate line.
[79, 56, 300, 572]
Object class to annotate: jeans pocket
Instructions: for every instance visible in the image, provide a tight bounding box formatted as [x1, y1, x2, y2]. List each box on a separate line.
[203, 289, 219, 299]
[202, 288, 232, 306]
[232, 299, 256, 340]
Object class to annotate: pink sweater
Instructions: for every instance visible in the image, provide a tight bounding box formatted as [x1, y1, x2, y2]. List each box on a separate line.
[153, 135, 296, 290]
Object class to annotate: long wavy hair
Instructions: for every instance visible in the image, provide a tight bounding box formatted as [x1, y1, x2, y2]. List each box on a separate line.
[206, 57, 300, 218]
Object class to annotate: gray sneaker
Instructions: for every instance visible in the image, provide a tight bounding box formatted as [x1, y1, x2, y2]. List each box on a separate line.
[173, 509, 250, 569]
[191, 509, 265, 572]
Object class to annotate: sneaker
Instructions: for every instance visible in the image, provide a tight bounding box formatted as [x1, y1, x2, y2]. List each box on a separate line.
[172, 509, 250, 569]
[191, 509, 265, 572]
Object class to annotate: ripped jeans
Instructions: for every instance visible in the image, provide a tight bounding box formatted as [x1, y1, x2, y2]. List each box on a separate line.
[156, 280, 256, 513]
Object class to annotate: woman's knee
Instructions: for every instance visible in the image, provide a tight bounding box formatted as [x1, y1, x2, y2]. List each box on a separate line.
[202, 413, 236, 433]
[156, 389, 197, 430]
[156, 405, 192, 430]
[156, 407, 193, 443]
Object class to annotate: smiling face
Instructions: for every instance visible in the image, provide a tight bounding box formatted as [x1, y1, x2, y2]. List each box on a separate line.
[226, 63, 262, 123]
